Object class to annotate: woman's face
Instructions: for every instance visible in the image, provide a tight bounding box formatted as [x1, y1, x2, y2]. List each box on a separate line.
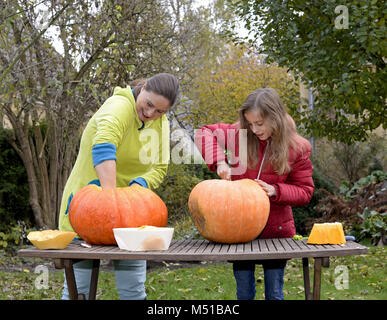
[136, 86, 170, 122]
[244, 109, 273, 141]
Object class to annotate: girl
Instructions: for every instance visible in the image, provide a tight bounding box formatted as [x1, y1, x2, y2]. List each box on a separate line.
[195, 88, 314, 300]
[59, 73, 179, 300]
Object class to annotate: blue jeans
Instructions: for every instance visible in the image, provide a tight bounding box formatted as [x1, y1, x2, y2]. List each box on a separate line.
[61, 259, 147, 300]
[233, 260, 287, 300]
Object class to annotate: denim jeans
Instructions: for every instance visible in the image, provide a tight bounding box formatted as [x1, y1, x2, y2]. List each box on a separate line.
[61, 259, 147, 300]
[233, 260, 287, 300]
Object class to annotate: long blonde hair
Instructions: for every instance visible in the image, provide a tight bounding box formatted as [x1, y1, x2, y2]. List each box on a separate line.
[239, 88, 302, 175]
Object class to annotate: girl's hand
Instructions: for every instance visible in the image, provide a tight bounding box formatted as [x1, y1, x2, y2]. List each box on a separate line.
[217, 161, 231, 180]
[255, 179, 276, 197]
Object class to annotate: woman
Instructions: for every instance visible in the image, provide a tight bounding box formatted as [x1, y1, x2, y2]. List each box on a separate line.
[59, 73, 179, 300]
[195, 88, 314, 300]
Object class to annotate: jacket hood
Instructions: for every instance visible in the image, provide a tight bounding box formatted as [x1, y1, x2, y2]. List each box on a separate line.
[113, 86, 135, 103]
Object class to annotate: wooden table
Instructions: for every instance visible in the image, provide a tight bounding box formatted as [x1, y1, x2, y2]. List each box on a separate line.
[18, 238, 368, 300]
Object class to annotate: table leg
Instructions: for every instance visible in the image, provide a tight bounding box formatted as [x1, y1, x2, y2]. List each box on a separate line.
[64, 259, 79, 300]
[322, 257, 330, 268]
[313, 258, 322, 300]
[63, 259, 101, 300]
[302, 258, 312, 300]
[89, 259, 100, 300]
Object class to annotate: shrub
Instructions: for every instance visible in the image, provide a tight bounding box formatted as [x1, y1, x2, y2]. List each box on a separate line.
[155, 162, 217, 222]
[293, 166, 336, 235]
[357, 208, 387, 245]
[339, 170, 386, 200]
[0, 129, 33, 234]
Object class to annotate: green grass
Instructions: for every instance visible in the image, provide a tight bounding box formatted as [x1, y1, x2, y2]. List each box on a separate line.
[0, 245, 385, 300]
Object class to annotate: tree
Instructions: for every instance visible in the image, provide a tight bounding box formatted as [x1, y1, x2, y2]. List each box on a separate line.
[230, 0, 386, 143]
[180, 43, 300, 129]
[0, 0, 224, 228]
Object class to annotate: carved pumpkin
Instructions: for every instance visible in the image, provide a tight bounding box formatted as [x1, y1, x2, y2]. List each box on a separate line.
[69, 184, 168, 245]
[307, 222, 346, 245]
[188, 179, 270, 243]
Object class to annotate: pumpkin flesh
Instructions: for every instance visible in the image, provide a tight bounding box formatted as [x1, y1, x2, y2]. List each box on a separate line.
[27, 230, 77, 249]
[307, 222, 346, 245]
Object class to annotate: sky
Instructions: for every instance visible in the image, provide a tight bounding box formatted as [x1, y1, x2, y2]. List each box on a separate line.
[35, 0, 250, 56]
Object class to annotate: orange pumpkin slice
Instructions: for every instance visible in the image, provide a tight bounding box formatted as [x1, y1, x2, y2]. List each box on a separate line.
[307, 222, 346, 245]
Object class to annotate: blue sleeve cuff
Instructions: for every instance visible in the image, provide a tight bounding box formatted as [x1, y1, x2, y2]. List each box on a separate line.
[92, 143, 117, 167]
[129, 177, 148, 188]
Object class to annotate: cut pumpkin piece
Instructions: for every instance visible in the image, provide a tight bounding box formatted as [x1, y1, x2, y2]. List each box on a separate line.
[307, 222, 346, 245]
[27, 230, 77, 249]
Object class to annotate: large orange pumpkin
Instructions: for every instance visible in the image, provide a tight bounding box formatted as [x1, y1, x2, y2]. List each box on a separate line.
[69, 184, 167, 245]
[188, 179, 270, 243]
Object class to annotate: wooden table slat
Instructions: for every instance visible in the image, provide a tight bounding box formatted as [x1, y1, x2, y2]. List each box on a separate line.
[321, 244, 340, 251]
[265, 239, 277, 252]
[85, 245, 115, 253]
[218, 243, 231, 254]
[236, 243, 244, 253]
[168, 239, 193, 253]
[228, 243, 238, 254]
[345, 241, 367, 251]
[74, 244, 106, 253]
[284, 238, 300, 251]
[259, 239, 269, 252]
[272, 239, 286, 252]
[246, 241, 253, 254]
[203, 241, 217, 254]
[252, 240, 260, 253]
[291, 239, 307, 251]
[299, 240, 314, 250]
[278, 238, 294, 252]
[181, 240, 200, 253]
[195, 240, 212, 254]
[184, 240, 204, 254]
[166, 240, 180, 251]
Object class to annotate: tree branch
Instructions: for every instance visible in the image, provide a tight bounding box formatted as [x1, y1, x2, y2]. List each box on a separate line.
[0, 3, 69, 86]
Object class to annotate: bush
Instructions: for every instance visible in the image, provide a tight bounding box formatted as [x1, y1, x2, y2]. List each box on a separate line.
[311, 134, 386, 187]
[293, 166, 336, 235]
[155, 162, 217, 221]
[0, 129, 33, 234]
[339, 170, 386, 200]
[356, 208, 387, 245]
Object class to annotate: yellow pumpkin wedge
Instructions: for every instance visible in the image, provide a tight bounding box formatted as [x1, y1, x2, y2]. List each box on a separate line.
[27, 230, 77, 249]
[307, 222, 346, 245]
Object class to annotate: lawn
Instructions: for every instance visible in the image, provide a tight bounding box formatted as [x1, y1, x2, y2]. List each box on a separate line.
[0, 244, 385, 300]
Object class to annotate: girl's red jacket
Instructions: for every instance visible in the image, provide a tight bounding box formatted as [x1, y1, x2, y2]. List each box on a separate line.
[194, 122, 315, 239]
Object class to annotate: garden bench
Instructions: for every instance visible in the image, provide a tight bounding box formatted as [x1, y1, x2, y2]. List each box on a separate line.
[18, 238, 367, 300]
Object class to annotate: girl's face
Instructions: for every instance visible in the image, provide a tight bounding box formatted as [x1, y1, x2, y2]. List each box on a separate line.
[136, 86, 170, 122]
[244, 109, 273, 141]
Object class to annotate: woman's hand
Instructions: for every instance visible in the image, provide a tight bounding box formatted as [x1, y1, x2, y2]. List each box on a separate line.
[255, 179, 276, 197]
[217, 161, 231, 180]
